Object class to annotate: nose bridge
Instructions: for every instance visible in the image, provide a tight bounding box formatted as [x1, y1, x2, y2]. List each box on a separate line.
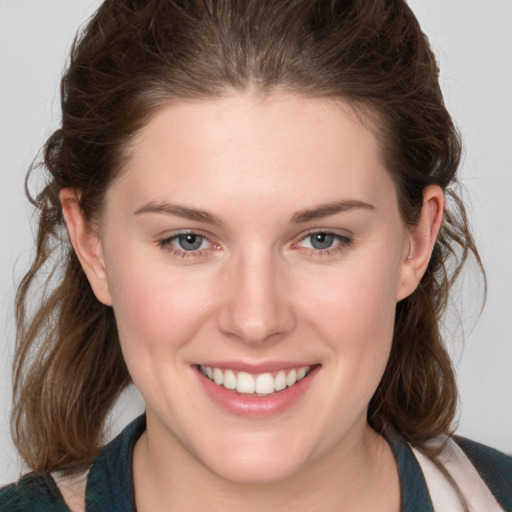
[218, 245, 294, 344]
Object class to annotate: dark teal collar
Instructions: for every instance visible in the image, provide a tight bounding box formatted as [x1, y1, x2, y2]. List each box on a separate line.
[85, 414, 145, 512]
[1, 415, 437, 511]
[84, 415, 435, 511]
[4, 415, 511, 511]
[385, 427, 434, 511]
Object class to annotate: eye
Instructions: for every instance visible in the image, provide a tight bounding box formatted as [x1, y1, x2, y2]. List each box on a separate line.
[293, 230, 352, 257]
[158, 231, 216, 258]
[306, 233, 336, 250]
[175, 233, 206, 251]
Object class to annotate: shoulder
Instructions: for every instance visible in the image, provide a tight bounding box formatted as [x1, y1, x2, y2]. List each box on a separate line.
[454, 436, 512, 510]
[84, 415, 145, 512]
[0, 416, 145, 512]
[0, 474, 69, 512]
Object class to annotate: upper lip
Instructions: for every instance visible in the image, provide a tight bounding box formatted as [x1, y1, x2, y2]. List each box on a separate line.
[195, 361, 317, 373]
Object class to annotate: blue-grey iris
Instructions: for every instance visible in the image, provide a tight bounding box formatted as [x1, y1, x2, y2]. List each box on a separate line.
[309, 233, 334, 250]
[178, 234, 203, 251]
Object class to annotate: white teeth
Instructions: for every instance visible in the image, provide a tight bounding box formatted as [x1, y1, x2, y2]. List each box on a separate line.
[200, 365, 311, 395]
[286, 369, 297, 387]
[274, 370, 287, 391]
[213, 368, 223, 385]
[223, 369, 237, 390]
[255, 373, 274, 394]
[237, 372, 255, 394]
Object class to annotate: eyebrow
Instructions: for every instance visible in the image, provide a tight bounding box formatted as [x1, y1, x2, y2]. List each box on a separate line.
[134, 199, 374, 226]
[290, 200, 375, 223]
[134, 201, 223, 226]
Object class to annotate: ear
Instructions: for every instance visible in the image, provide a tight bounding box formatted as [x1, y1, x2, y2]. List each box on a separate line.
[60, 188, 112, 306]
[396, 185, 444, 301]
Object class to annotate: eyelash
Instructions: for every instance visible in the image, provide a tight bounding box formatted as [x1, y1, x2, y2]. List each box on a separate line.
[157, 230, 353, 259]
[158, 231, 217, 259]
[292, 231, 353, 258]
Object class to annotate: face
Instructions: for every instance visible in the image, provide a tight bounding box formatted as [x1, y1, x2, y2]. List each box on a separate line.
[91, 94, 416, 483]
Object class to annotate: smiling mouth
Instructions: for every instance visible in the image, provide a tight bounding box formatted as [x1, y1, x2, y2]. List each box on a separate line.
[198, 364, 313, 396]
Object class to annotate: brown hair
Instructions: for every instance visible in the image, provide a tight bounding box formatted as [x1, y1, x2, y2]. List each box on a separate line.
[13, 0, 482, 475]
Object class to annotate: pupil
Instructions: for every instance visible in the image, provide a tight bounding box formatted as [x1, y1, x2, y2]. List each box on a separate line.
[178, 234, 203, 251]
[310, 233, 334, 250]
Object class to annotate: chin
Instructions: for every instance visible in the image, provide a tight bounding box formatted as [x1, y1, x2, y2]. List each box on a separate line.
[207, 455, 304, 485]
[194, 433, 312, 485]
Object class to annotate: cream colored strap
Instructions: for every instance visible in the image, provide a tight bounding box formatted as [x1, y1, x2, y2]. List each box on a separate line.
[412, 440, 503, 512]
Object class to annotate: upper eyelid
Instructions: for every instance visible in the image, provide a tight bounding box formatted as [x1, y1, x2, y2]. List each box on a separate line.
[302, 229, 352, 237]
[158, 232, 217, 257]
[294, 228, 353, 243]
[289, 231, 353, 254]
[159, 229, 214, 243]
[158, 231, 212, 251]
[157, 228, 352, 249]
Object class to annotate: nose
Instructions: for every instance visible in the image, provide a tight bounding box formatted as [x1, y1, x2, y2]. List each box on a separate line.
[217, 251, 296, 346]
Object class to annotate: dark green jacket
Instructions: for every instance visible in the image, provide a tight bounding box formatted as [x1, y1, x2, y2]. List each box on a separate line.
[1, 415, 511, 511]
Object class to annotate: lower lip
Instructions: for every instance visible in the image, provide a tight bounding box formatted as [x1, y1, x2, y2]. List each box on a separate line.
[195, 365, 320, 418]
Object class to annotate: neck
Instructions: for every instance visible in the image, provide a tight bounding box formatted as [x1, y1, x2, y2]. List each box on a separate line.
[132, 419, 400, 512]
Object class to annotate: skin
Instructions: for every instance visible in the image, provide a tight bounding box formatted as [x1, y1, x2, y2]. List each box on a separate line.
[61, 93, 444, 511]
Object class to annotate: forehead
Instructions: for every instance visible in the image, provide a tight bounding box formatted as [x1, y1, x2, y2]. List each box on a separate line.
[108, 93, 395, 216]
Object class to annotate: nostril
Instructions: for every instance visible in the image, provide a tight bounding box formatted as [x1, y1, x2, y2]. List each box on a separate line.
[216, 261, 296, 344]
[217, 303, 295, 345]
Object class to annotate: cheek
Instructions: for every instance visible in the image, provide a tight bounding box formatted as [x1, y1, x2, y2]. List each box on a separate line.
[303, 259, 399, 342]
[105, 254, 216, 357]
[106, 262, 220, 411]
[297, 251, 401, 389]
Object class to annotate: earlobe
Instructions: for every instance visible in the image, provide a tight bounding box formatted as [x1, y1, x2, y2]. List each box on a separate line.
[60, 188, 112, 306]
[396, 185, 444, 301]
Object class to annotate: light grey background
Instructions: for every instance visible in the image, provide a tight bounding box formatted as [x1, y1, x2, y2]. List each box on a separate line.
[1, 0, 511, 484]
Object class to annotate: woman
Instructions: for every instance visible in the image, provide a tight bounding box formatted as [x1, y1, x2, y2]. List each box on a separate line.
[1, 0, 511, 510]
